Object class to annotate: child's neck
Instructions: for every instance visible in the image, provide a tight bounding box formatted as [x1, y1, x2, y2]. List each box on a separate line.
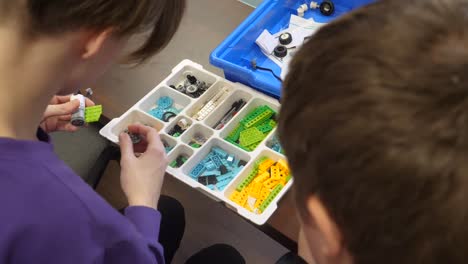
[0, 26, 74, 141]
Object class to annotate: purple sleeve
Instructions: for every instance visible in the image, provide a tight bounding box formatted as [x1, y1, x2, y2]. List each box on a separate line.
[124, 206, 162, 243]
[102, 207, 165, 264]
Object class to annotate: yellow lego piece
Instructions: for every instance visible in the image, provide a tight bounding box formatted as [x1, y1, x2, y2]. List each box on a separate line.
[263, 179, 280, 190]
[260, 188, 271, 200]
[258, 159, 275, 172]
[270, 165, 282, 181]
[252, 181, 265, 198]
[277, 159, 290, 175]
[254, 198, 264, 209]
[254, 171, 270, 183]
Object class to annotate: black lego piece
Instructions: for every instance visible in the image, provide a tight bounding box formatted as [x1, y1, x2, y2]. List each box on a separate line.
[219, 165, 228, 175]
[187, 75, 198, 85]
[274, 45, 288, 58]
[279, 32, 293, 45]
[198, 175, 218, 186]
[238, 160, 248, 167]
[320, 0, 335, 16]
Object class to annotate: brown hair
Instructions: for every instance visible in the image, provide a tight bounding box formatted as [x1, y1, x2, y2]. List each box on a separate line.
[0, 0, 186, 63]
[279, 0, 468, 263]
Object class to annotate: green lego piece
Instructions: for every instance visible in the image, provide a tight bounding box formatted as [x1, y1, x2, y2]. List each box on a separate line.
[259, 184, 284, 213]
[241, 105, 275, 128]
[285, 174, 292, 183]
[254, 157, 268, 169]
[191, 143, 202, 148]
[239, 127, 264, 147]
[269, 119, 277, 127]
[256, 121, 275, 134]
[236, 168, 258, 192]
[244, 142, 261, 152]
[227, 124, 244, 142]
[85, 105, 103, 123]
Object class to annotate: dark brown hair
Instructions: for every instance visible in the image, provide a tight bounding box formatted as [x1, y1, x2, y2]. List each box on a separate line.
[279, 0, 468, 263]
[0, 0, 185, 63]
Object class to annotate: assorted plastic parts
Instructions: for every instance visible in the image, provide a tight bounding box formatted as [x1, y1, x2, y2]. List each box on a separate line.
[210, 0, 376, 98]
[99, 60, 292, 225]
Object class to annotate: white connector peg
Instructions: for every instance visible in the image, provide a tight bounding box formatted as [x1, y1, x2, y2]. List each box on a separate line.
[310, 1, 320, 9]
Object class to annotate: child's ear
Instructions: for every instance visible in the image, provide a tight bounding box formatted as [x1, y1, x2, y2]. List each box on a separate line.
[81, 29, 114, 60]
[305, 196, 343, 257]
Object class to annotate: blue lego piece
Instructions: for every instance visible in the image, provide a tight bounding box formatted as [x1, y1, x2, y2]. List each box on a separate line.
[212, 147, 228, 158]
[216, 173, 234, 182]
[210, 155, 223, 168]
[207, 184, 216, 190]
[190, 163, 206, 178]
[202, 170, 221, 177]
[157, 96, 173, 109]
[149, 108, 165, 120]
[216, 180, 230, 191]
[204, 161, 216, 171]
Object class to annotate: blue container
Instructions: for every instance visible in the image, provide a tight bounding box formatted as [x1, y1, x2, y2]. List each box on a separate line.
[210, 0, 375, 98]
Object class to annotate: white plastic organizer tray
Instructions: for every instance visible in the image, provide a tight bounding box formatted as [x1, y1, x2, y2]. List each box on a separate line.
[100, 60, 293, 225]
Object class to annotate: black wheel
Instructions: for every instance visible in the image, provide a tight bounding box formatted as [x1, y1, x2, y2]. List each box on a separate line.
[320, 0, 335, 16]
[274, 45, 288, 58]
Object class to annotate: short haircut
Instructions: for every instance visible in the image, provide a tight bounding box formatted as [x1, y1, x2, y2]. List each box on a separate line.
[0, 0, 186, 63]
[279, 0, 468, 263]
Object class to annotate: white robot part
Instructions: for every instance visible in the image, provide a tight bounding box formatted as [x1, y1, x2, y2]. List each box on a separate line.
[193, 88, 230, 121]
[310, 1, 320, 9]
[70, 94, 86, 127]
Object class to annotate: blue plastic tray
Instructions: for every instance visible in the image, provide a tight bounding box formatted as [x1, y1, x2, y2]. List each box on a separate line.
[210, 0, 375, 98]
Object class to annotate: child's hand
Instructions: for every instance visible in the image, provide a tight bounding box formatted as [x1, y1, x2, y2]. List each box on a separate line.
[40, 95, 95, 133]
[119, 124, 168, 210]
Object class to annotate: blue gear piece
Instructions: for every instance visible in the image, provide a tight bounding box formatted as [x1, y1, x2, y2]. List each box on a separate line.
[149, 108, 165, 120]
[157, 96, 173, 109]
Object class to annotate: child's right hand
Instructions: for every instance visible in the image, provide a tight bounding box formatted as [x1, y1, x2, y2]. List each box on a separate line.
[119, 124, 168, 210]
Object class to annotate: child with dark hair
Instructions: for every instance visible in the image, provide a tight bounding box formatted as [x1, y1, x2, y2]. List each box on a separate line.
[279, 0, 468, 263]
[0, 1, 246, 264]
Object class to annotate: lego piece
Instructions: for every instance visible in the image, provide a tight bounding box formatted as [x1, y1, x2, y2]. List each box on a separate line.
[227, 124, 244, 142]
[270, 165, 282, 181]
[84, 105, 103, 123]
[212, 147, 228, 158]
[238, 160, 248, 167]
[236, 168, 258, 191]
[259, 184, 284, 213]
[198, 175, 218, 186]
[157, 96, 173, 109]
[258, 158, 275, 172]
[169, 155, 188, 168]
[190, 163, 206, 178]
[210, 155, 223, 168]
[241, 105, 275, 128]
[192, 87, 230, 121]
[254, 172, 270, 184]
[256, 121, 275, 134]
[239, 127, 264, 147]
[170, 74, 210, 98]
[219, 165, 228, 175]
[263, 179, 280, 190]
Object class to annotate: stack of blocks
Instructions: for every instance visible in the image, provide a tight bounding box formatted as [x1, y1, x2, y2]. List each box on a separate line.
[148, 96, 181, 121]
[229, 157, 291, 214]
[225, 105, 277, 152]
[189, 147, 247, 191]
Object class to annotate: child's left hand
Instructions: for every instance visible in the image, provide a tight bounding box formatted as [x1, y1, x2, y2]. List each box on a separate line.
[40, 95, 95, 133]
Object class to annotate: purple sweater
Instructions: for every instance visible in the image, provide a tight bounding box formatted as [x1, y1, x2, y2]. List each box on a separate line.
[0, 129, 164, 263]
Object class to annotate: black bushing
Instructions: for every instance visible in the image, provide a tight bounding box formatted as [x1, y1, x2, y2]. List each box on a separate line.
[274, 45, 288, 58]
[320, 0, 335, 16]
